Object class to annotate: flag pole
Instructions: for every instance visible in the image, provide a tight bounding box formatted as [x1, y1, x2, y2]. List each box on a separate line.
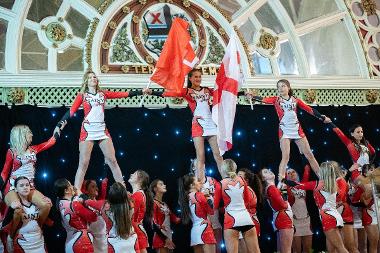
[139, 80, 152, 107]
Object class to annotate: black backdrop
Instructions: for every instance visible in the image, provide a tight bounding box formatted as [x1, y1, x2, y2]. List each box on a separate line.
[0, 104, 379, 252]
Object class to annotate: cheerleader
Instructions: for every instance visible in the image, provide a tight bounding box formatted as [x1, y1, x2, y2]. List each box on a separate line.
[191, 159, 223, 253]
[252, 79, 331, 184]
[258, 168, 293, 253]
[213, 159, 260, 253]
[105, 182, 139, 253]
[128, 170, 154, 253]
[6, 176, 46, 253]
[285, 165, 313, 253]
[178, 174, 216, 253]
[150, 179, 181, 252]
[330, 123, 376, 167]
[57, 70, 144, 191]
[0, 124, 64, 224]
[54, 178, 98, 253]
[349, 164, 379, 253]
[331, 162, 358, 253]
[81, 178, 108, 253]
[144, 69, 251, 176]
[236, 168, 262, 253]
[283, 161, 349, 253]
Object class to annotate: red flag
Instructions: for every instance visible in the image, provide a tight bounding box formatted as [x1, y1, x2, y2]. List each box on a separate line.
[150, 18, 198, 92]
[212, 32, 244, 155]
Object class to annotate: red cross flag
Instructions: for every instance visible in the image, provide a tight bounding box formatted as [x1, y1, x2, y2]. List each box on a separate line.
[150, 18, 198, 93]
[212, 32, 245, 155]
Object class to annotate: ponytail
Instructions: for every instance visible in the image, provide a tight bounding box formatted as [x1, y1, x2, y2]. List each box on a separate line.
[136, 170, 154, 222]
[228, 172, 237, 179]
[178, 174, 194, 225]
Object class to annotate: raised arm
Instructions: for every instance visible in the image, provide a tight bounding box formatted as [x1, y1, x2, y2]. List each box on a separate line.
[57, 93, 84, 127]
[73, 201, 98, 223]
[98, 178, 108, 200]
[31, 135, 57, 154]
[329, 123, 352, 147]
[103, 90, 142, 99]
[251, 96, 277, 104]
[296, 98, 328, 122]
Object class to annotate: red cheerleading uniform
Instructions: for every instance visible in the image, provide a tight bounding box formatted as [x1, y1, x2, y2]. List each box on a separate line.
[152, 199, 180, 249]
[188, 191, 216, 246]
[131, 190, 149, 250]
[201, 176, 222, 230]
[59, 197, 98, 253]
[214, 176, 254, 230]
[294, 180, 343, 231]
[336, 177, 354, 224]
[266, 184, 293, 231]
[0, 136, 56, 195]
[60, 90, 140, 142]
[331, 124, 375, 166]
[247, 186, 260, 236]
[255, 96, 325, 139]
[159, 87, 216, 137]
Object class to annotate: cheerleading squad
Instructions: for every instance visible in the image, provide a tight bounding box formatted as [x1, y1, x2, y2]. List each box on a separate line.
[0, 69, 378, 253]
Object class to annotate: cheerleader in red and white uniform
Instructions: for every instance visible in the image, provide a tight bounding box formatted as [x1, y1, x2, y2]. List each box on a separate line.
[349, 164, 379, 253]
[252, 79, 331, 184]
[213, 159, 260, 253]
[128, 170, 154, 253]
[57, 70, 143, 191]
[285, 165, 313, 253]
[330, 123, 376, 167]
[236, 168, 263, 253]
[259, 168, 293, 253]
[331, 162, 358, 253]
[1, 124, 64, 225]
[54, 178, 98, 253]
[178, 174, 216, 253]
[145, 69, 251, 176]
[104, 182, 139, 253]
[150, 179, 181, 252]
[283, 162, 349, 253]
[191, 159, 223, 253]
[81, 178, 108, 253]
[5, 176, 46, 253]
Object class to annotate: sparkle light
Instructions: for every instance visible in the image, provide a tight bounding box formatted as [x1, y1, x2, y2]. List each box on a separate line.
[42, 172, 47, 178]
[236, 131, 241, 136]
[51, 112, 56, 117]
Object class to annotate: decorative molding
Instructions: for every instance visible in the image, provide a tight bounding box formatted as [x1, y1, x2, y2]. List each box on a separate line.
[345, 0, 380, 77]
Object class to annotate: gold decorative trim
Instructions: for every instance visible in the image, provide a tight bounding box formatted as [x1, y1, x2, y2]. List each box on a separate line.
[98, 0, 115, 15]
[145, 55, 154, 64]
[122, 5, 130, 13]
[67, 34, 73, 39]
[133, 36, 141, 45]
[85, 18, 99, 70]
[101, 65, 110, 73]
[202, 11, 210, 19]
[303, 89, 317, 104]
[344, 0, 374, 78]
[195, 18, 202, 26]
[200, 39, 207, 47]
[171, 97, 184, 104]
[204, 0, 232, 23]
[121, 65, 130, 73]
[138, 0, 147, 5]
[365, 89, 379, 103]
[7, 88, 25, 104]
[360, 0, 377, 16]
[101, 41, 110, 49]
[182, 0, 191, 8]
[108, 21, 117, 29]
[132, 15, 140, 24]
[218, 27, 226, 36]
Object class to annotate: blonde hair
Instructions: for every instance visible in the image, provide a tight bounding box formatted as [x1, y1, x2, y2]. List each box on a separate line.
[10, 125, 32, 155]
[80, 70, 100, 93]
[319, 162, 337, 193]
[222, 159, 237, 179]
